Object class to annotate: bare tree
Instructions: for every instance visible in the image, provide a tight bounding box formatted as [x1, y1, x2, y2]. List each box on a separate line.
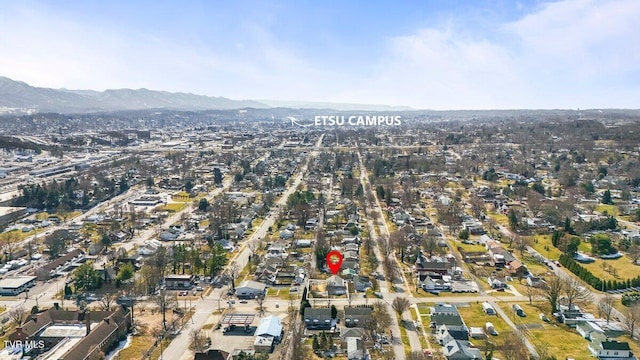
[8, 307, 24, 326]
[544, 275, 564, 313]
[468, 195, 486, 219]
[407, 351, 428, 360]
[189, 328, 210, 353]
[99, 293, 118, 311]
[154, 288, 178, 330]
[514, 236, 530, 256]
[501, 331, 529, 360]
[563, 277, 592, 311]
[256, 295, 265, 316]
[525, 284, 539, 305]
[628, 244, 640, 265]
[229, 262, 240, 292]
[624, 304, 640, 340]
[364, 301, 393, 341]
[391, 297, 411, 318]
[597, 294, 615, 324]
[289, 318, 309, 360]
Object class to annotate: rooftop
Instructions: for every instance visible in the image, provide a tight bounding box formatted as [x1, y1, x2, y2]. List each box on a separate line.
[0, 276, 36, 289]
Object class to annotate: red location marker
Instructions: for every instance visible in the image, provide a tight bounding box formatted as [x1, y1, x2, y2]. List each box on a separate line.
[326, 250, 344, 275]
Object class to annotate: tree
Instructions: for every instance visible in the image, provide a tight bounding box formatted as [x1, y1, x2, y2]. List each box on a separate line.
[146, 177, 155, 188]
[407, 351, 428, 360]
[330, 304, 338, 319]
[99, 293, 118, 311]
[116, 263, 135, 282]
[43, 230, 68, 259]
[391, 297, 411, 318]
[74, 262, 102, 291]
[100, 234, 112, 252]
[628, 244, 640, 265]
[458, 229, 469, 241]
[469, 195, 486, 219]
[190, 328, 210, 353]
[624, 304, 640, 340]
[290, 319, 309, 360]
[508, 209, 519, 231]
[501, 331, 529, 360]
[198, 198, 209, 212]
[184, 180, 194, 193]
[514, 236, 530, 256]
[525, 283, 538, 305]
[154, 288, 178, 330]
[602, 189, 613, 205]
[597, 293, 615, 324]
[213, 168, 223, 185]
[229, 262, 240, 292]
[563, 277, 592, 311]
[8, 307, 24, 326]
[207, 244, 228, 278]
[544, 275, 564, 313]
[364, 301, 392, 341]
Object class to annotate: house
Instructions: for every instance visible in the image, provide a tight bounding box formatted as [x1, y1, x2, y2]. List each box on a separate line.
[193, 349, 231, 360]
[442, 339, 483, 360]
[576, 321, 604, 340]
[326, 275, 347, 296]
[588, 335, 636, 360]
[303, 308, 333, 330]
[506, 260, 528, 278]
[10, 305, 131, 360]
[414, 254, 450, 277]
[164, 274, 195, 290]
[344, 307, 373, 328]
[419, 275, 451, 291]
[347, 337, 366, 360]
[353, 276, 372, 292]
[236, 280, 267, 299]
[0, 276, 37, 296]
[340, 327, 365, 345]
[526, 276, 546, 288]
[255, 316, 283, 342]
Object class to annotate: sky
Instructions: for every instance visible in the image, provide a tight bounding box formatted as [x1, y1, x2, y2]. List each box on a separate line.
[0, 0, 638, 110]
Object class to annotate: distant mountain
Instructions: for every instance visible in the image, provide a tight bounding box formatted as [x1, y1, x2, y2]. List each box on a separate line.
[258, 99, 413, 111]
[0, 76, 415, 114]
[0, 76, 268, 113]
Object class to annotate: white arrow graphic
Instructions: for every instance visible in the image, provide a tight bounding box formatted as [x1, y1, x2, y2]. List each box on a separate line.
[287, 116, 313, 127]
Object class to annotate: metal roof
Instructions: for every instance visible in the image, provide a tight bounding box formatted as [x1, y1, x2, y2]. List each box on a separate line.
[220, 313, 255, 325]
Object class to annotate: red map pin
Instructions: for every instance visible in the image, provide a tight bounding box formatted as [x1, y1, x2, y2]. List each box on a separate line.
[326, 250, 344, 275]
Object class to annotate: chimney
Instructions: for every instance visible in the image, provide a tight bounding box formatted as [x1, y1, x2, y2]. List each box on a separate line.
[85, 311, 91, 336]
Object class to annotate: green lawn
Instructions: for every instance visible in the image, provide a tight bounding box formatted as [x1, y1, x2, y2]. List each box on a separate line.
[160, 202, 186, 212]
[595, 204, 620, 217]
[581, 255, 640, 282]
[457, 303, 512, 335]
[455, 242, 487, 253]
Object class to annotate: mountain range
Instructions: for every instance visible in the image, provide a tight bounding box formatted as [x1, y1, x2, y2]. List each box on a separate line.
[0, 76, 412, 114]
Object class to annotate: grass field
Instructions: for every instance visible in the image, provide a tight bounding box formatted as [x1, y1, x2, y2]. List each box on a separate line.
[595, 204, 620, 217]
[457, 303, 512, 335]
[160, 202, 186, 212]
[487, 212, 510, 226]
[455, 242, 487, 253]
[581, 255, 640, 282]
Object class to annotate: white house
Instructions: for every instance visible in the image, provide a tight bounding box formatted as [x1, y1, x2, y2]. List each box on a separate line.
[576, 321, 604, 340]
[236, 280, 267, 299]
[588, 336, 636, 360]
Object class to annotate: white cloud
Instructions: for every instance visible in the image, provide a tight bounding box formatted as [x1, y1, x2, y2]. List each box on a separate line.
[341, 0, 640, 109]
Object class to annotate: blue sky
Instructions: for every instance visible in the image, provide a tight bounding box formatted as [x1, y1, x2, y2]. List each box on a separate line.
[0, 0, 638, 109]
